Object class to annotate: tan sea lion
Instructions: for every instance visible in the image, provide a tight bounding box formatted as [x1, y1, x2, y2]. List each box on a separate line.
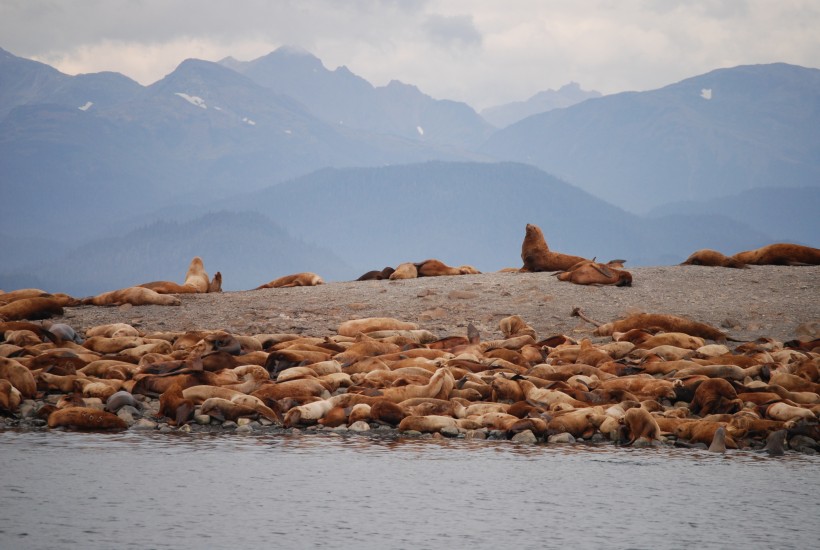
[621, 407, 661, 445]
[388, 263, 418, 280]
[255, 272, 324, 289]
[681, 249, 747, 268]
[0, 357, 37, 398]
[82, 287, 181, 307]
[520, 223, 588, 272]
[337, 318, 419, 337]
[730, 243, 820, 266]
[0, 379, 22, 414]
[47, 406, 128, 431]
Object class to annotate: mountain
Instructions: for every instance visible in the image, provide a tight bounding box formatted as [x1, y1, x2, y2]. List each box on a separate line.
[0, 49, 481, 245]
[647, 186, 820, 246]
[481, 63, 820, 213]
[481, 82, 601, 127]
[219, 161, 772, 271]
[222, 46, 495, 148]
[4, 211, 354, 296]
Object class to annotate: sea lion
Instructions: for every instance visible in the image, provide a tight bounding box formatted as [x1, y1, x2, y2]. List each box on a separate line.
[0, 379, 22, 414]
[158, 384, 196, 426]
[520, 223, 588, 272]
[763, 429, 787, 456]
[0, 297, 64, 321]
[681, 249, 747, 268]
[183, 257, 210, 292]
[255, 272, 324, 289]
[689, 378, 742, 416]
[621, 407, 661, 445]
[85, 323, 141, 338]
[0, 357, 37, 398]
[415, 259, 480, 277]
[104, 390, 142, 413]
[47, 406, 128, 431]
[708, 426, 727, 453]
[388, 263, 418, 280]
[594, 313, 729, 342]
[556, 260, 633, 286]
[82, 287, 181, 307]
[337, 318, 419, 337]
[356, 267, 395, 281]
[208, 271, 223, 293]
[730, 243, 820, 266]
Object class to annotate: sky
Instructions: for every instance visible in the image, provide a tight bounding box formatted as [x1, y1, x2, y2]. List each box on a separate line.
[2, 0, 819, 110]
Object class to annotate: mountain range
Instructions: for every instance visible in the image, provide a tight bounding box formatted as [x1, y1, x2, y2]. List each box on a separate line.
[1, 46, 817, 295]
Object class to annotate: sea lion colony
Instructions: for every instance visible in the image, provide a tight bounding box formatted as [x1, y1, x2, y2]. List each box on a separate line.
[0, 311, 818, 454]
[1, 225, 818, 453]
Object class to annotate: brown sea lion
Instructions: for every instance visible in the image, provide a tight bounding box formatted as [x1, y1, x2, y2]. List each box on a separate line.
[255, 272, 324, 289]
[556, 260, 633, 286]
[415, 259, 480, 277]
[0, 379, 22, 414]
[183, 256, 210, 292]
[208, 271, 223, 293]
[730, 243, 820, 266]
[621, 407, 661, 445]
[158, 384, 195, 426]
[689, 378, 742, 416]
[47, 406, 127, 431]
[520, 223, 588, 272]
[82, 287, 181, 307]
[594, 313, 729, 342]
[681, 249, 747, 268]
[0, 297, 64, 321]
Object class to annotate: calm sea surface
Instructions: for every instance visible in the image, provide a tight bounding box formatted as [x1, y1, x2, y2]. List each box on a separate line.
[1, 430, 818, 550]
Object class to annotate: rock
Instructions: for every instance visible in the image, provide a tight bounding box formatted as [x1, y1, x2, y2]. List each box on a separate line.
[117, 409, 135, 426]
[348, 421, 371, 432]
[194, 414, 211, 425]
[19, 400, 37, 419]
[402, 430, 422, 437]
[465, 429, 487, 440]
[548, 432, 576, 444]
[259, 418, 273, 427]
[590, 433, 607, 444]
[178, 424, 192, 433]
[440, 426, 460, 438]
[133, 419, 157, 430]
[222, 421, 238, 430]
[236, 424, 254, 434]
[789, 435, 818, 452]
[511, 430, 537, 444]
[448, 290, 478, 300]
[159, 426, 173, 434]
[237, 418, 253, 427]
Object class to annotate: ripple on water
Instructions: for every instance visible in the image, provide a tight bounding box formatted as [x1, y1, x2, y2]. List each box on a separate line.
[1, 430, 819, 550]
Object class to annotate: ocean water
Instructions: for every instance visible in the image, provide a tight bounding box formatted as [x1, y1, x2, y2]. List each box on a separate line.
[1, 430, 818, 550]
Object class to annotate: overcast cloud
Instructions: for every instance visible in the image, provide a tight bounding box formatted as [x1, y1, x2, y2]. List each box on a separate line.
[2, 0, 818, 109]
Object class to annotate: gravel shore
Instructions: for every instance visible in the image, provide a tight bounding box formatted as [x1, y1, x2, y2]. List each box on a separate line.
[59, 265, 820, 344]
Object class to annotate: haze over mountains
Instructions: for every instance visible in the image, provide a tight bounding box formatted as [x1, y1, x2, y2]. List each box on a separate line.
[1, 46, 817, 295]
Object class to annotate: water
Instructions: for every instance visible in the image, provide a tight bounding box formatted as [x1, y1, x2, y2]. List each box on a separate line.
[1, 430, 818, 550]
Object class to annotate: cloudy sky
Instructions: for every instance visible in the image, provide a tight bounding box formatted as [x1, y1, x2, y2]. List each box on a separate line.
[2, 0, 819, 109]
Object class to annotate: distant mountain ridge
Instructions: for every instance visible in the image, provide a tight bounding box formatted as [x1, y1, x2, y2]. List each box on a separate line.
[481, 82, 601, 127]
[220, 46, 495, 148]
[481, 63, 820, 213]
